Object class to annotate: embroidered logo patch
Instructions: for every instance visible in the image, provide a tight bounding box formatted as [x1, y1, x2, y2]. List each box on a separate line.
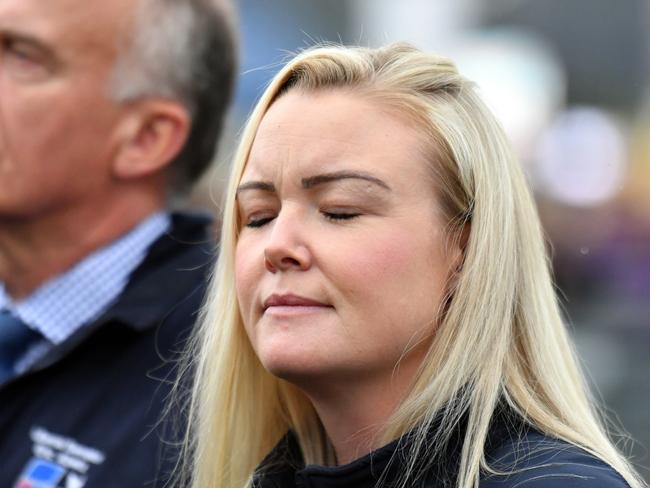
[15, 458, 65, 488]
[13, 427, 105, 488]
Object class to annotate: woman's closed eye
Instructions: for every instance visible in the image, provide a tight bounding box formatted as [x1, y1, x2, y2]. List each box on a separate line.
[243, 209, 361, 228]
[245, 214, 275, 228]
[322, 210, 361, 222]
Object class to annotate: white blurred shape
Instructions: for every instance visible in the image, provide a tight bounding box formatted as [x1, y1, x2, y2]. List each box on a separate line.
[349, 0, 481, 50]
[534, 107, 627, 207]
[451, 29, 566, 159]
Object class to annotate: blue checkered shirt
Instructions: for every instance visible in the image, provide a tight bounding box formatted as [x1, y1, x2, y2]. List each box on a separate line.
[0, 211, 171, 373]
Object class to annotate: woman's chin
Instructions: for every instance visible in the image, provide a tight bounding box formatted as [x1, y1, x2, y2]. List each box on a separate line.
[259, 349, 343, 390]
[261, 352, 322, 380]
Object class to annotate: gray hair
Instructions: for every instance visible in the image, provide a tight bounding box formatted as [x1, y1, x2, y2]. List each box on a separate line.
[110, 0, 238, 194]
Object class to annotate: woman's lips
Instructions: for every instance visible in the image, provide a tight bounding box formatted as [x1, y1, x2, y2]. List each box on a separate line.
[263, 294, 332, 315]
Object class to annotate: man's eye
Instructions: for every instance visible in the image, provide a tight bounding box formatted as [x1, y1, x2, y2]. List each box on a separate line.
[9, 47, 30, 61]
[2, 39, 49, 79]
[245, 216, 275, 228]
[3, 40, 31, 61]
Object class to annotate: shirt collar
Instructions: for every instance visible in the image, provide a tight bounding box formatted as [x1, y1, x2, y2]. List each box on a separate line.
[0, 211, 171, 344]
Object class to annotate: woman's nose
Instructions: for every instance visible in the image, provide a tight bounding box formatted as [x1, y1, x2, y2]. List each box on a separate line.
[263, 211, 312, 273]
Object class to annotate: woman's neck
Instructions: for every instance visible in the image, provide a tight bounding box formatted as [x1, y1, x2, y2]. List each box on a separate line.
[300, 354, 425, 465]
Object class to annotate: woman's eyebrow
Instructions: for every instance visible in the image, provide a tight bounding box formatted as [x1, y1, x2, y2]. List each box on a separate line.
[301, 171, 391, 191]
[236, 181, 275, 195]
[236, 171, 391, 195]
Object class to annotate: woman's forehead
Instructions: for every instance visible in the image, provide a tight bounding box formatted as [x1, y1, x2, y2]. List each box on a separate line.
[242, 90, 432, 186]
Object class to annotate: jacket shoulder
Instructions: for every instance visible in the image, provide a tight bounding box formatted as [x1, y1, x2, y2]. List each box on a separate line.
[479, 430, 631, 487]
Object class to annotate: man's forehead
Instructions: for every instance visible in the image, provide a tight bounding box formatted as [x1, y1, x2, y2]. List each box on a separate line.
[0, 0, 138, 54]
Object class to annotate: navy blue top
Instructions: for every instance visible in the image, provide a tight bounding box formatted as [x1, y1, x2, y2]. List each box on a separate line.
[0, 213, 214, 488]
[254, 412, 631, 488]
[482, 428, 630, 487]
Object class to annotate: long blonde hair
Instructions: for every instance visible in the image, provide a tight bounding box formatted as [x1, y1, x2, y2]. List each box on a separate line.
[177, 43, 644, 488]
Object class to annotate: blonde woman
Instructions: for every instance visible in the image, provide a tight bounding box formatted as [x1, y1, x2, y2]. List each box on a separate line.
[179, 44, 645, 488]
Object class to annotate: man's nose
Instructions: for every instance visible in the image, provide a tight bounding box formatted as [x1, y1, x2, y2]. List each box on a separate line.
[263, 210, 312, 273]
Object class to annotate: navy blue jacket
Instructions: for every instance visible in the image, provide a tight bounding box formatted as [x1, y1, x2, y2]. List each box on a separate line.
[0, 213, 214, 488]
[254, 412, 631, 488]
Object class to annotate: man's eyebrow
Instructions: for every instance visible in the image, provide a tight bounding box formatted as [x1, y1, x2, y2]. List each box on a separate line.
[302, 171, 391, 191]
[2, 29, 46, 49]
[236, 181, 276, 194]
[0, 29, 56, 60]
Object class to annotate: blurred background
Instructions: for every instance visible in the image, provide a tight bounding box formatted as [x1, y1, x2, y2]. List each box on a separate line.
[192, 0, 650, 480]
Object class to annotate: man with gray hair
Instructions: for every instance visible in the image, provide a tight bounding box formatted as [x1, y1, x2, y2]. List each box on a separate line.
[0, 0, 236, 485]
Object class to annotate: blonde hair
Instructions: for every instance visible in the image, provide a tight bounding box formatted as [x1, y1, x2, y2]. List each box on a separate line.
[176, 43, 644, 488]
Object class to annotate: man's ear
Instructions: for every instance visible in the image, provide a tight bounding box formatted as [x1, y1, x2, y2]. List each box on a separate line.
[112, 99, 190, 180]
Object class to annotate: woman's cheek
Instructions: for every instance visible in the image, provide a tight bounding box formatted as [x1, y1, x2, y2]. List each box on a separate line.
[337, 229, 418, 286]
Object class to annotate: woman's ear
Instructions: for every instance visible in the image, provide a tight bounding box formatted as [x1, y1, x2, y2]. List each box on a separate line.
[458, 222, 470, 257]
[112, 99, 190, 180]
[450, 222, 470, 272]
